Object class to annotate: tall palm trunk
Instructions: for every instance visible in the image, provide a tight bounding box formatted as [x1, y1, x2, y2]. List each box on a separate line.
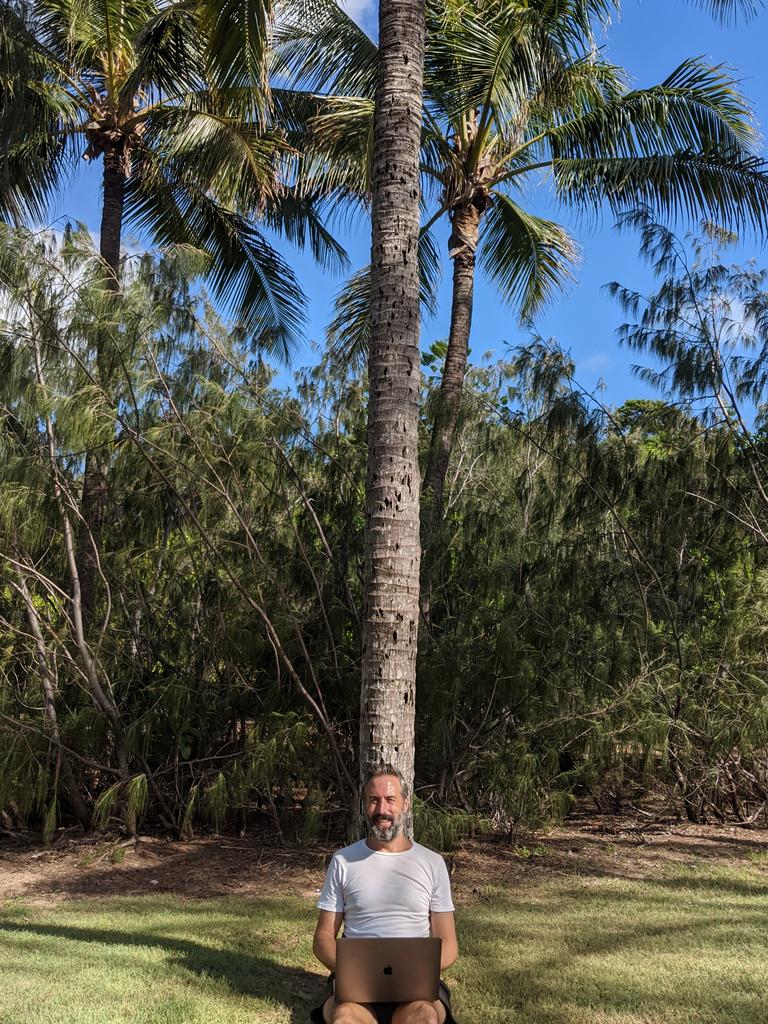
[100, 145, 126, 282]
[79, 143, 126, 617]
[422, 201, 480, 518]
[359, 0, 425, 829]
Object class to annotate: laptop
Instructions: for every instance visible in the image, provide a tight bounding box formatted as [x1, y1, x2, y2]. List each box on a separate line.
[334, 937, 442, 1003]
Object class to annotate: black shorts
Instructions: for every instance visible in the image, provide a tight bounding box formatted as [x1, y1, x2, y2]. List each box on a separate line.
[309, 976, 457, 1024]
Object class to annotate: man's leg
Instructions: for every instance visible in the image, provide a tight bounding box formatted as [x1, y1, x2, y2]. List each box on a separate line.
[391, 1000, 446, 1024]
[323, 997, 378, 1024]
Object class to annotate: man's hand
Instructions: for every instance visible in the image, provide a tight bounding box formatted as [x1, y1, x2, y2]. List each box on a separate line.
[313, 910, 344, 971]
[430, 911, 458, 971]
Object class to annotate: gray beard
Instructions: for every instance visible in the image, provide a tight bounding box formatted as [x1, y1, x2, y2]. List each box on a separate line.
[367, 814, 403, 842]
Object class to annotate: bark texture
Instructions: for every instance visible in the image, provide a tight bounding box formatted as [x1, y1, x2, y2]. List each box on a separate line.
[360, 0, 426, 817]
[100, 143, 127, 282]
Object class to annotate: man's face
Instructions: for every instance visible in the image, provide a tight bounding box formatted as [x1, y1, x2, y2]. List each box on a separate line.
[365, 775, 409, 842]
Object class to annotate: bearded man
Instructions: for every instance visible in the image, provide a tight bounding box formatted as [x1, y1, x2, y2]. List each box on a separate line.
[311, 764, 459, 1024]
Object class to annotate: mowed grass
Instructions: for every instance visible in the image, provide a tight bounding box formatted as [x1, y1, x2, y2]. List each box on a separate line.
[2, 860, 768, 1024]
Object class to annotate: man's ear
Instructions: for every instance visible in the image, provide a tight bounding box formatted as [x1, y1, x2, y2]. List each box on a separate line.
[404, 795, 411, 813]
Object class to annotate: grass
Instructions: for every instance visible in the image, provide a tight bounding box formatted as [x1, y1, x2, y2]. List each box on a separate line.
[2, 861, 768, 1024]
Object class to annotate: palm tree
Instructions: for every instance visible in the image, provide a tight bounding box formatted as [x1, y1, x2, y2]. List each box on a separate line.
[358, 0, 425, 812]
[0, 0, 337, 345]
[0, 0, 346, 615]
[278, 0, 768, 520]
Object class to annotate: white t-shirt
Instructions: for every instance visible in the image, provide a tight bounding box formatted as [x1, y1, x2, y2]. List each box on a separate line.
[317, 839, 455, 938]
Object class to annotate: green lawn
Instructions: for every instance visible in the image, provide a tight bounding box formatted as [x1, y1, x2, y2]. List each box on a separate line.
[1, 861, 767, 1024]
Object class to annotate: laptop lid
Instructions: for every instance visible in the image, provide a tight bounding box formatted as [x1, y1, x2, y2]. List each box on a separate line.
[335, 937, 442, 1004]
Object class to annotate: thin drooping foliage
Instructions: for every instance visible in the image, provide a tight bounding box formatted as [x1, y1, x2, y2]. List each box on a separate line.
[3, 219, 768, 841]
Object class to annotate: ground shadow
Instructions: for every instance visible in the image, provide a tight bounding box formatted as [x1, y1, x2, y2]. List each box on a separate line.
[0, 835, 330, 902]
[455, 873, 768, 1023]
[0, 916, 326, 1023]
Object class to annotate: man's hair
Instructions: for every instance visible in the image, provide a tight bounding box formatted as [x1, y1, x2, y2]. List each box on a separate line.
[362, 763, 410, 801]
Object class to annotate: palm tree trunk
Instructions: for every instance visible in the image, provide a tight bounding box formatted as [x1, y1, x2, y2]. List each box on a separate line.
[79, 144, 126, 618]
[422, 201, 480, 519]
[360, 0, 425, 832]
[100, 144, 126, 282]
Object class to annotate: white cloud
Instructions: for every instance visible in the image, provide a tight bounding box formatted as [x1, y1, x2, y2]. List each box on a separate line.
[579, 352, 612, 373]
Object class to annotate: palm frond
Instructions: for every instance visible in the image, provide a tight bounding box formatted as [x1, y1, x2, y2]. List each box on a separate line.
[425, 0, 618, 129]
[547, 60, 758, 164]
[327, 228, 441, 366]
[687, 0, 764, 24]
[127, 158, 306, 358]
[0, 5, 79, 221]
[196, 0, 271, 95]
[553, 151, 768, 236]
[302, 94, 373, 194]
[273, 0, 377, 96]
[119, 2, 205, 106]
[141, 105, 285, 206]
[478, 192, 579, 318]
[261, 192, 349, 273]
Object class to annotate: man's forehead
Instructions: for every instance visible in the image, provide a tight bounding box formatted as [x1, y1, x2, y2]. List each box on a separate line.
[365, 774, 403, 797]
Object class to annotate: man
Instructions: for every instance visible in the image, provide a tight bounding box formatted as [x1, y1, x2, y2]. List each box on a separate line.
[312, 764, 459, 1024]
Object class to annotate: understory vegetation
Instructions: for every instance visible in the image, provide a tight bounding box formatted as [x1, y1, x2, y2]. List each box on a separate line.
[3, 217, 768, 841]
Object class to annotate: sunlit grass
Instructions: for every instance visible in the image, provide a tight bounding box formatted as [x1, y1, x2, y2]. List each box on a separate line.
[2, 860, 768, 1023]
[455, 862, 768, 1024]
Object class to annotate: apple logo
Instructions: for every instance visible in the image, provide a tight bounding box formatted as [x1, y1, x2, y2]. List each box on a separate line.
[383, 966, 394, 976]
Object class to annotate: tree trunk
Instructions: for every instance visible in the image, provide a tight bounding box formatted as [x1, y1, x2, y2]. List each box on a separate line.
[422, 202, 480, 519]
[359, 0, 425, 834]
[100, 144, 126, 282]
[15, 575, 91, 830]
[79, 144, 126, 618]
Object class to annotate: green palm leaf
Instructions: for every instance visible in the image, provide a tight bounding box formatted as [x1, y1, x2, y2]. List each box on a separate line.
[554, 152, 768, 234]
[478, 193, 579, 318]
[141, 105, 285, 205]
[120, 4, 205, 103]
[196, 0, 271, 94]
[262, 192, 349, 273]
[127, 158, 306, 357]
[273, 0, 376, 96]
[545, 60, 758, 165]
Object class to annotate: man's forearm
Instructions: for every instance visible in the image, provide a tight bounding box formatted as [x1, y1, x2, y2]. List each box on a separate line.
[440, 941, 458, 971]
[313, 931, 337, 971]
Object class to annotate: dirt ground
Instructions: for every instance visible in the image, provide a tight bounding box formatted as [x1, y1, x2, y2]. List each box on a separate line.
[3, 807, 768, 906]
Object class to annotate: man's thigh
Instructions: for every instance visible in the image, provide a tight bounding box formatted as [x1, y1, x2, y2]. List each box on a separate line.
[323, 996, 378, 1024]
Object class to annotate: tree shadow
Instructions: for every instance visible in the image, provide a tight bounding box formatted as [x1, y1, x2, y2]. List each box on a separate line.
[456, 875, 768, 1023]
[0, 915, 326, 1023]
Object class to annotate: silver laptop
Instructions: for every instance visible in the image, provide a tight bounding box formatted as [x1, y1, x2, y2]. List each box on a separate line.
[335, 937, 442, 1003]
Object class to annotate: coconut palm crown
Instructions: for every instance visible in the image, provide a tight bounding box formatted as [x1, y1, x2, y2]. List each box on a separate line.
[277, 0, 768, 510]
[0, 0, 347, 355]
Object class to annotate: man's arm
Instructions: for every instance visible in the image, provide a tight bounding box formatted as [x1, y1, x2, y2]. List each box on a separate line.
[313, 910, 344, 971]
[430, 911, 458, 970]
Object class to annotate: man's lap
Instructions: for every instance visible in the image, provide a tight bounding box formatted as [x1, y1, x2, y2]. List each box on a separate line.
[311, 979, 454, 1024]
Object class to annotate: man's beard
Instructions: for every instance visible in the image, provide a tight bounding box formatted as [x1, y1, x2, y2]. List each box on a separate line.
[367, 812, 404, 842]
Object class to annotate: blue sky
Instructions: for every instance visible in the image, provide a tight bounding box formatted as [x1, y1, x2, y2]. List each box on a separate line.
[53, 0, 768, 408]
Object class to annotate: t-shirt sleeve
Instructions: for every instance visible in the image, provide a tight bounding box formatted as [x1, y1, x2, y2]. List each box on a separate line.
[429, 855, 455, 912]
[317, 854, 345, 912]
